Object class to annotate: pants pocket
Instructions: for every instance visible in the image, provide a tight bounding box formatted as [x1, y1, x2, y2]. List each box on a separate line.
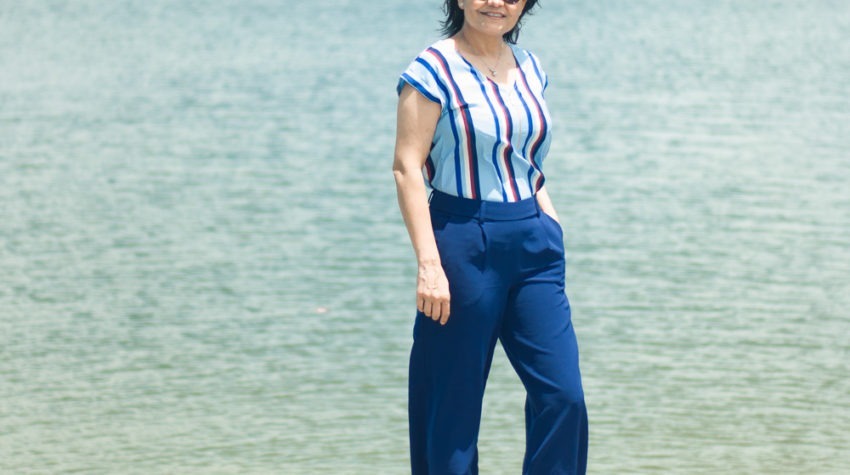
[539, 211, 563, 238]
[539, 212, 564, 254]
[430, 210, 487, 307]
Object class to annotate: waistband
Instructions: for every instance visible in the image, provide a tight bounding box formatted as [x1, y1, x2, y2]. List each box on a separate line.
[429, 189, 541, 221]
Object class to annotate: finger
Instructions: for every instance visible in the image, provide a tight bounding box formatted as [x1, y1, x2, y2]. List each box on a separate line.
[439, 301, 450, 325]
[429, 304, 440, 323]
[417, 296, 425, 313]
[432, 300, 443, 324]
[422, 299, 433, 318]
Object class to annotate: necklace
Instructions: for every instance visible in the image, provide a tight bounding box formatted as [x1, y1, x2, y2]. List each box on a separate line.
[484, 49, 503, 77]
[459, 34, 504, 77]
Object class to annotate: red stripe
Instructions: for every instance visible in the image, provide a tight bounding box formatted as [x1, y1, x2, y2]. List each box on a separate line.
[426, 48, 478, 199]
[517, 68, 547, 192]
[488, 81, 520, 202]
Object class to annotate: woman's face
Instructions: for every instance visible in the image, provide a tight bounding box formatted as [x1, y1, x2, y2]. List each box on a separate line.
[459, 0, 525, 38]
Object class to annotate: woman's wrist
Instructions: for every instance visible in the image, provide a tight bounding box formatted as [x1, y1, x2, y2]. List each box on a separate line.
[417, 255, 441, 267]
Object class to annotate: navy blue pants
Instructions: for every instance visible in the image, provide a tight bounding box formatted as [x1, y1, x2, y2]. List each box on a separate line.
[409, 190, 588, 475]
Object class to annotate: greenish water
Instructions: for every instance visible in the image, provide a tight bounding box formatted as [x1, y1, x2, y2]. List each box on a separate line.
[1, 1, 849, 473]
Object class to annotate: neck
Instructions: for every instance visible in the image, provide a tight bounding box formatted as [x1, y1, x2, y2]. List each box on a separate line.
[457, 28, 505, 57]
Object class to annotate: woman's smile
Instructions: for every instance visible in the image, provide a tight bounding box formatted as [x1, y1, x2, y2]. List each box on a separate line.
[480, 11, 507, 20]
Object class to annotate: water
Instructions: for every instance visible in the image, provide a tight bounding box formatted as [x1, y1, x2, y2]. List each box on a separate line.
[1, 0, 848, 473]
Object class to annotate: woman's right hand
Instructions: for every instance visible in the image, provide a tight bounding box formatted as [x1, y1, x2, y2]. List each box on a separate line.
[394, 82, 449, 325]
[417, 260, 451, 325]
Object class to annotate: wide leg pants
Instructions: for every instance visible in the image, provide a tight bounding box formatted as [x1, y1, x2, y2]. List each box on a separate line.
[409, 190, 588, 475]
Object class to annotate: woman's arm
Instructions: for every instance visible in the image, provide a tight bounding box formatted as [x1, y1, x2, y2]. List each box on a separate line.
[393, 84, 451, 325]
[535, 185, 561, 223]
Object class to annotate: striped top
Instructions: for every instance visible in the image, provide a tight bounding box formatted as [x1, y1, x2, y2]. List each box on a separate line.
[397, 38, 552, 202]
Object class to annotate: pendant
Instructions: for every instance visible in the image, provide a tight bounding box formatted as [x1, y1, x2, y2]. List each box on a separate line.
[488, 68, 496, 77]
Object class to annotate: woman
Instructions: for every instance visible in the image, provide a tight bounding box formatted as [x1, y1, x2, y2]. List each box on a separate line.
[393, 0, 588, 473]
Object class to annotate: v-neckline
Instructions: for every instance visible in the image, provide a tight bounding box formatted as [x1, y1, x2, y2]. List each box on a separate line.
[449, 39, 520, 90]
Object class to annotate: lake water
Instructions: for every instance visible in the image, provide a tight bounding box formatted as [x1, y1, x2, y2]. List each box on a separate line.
[1, 1, 849, 473]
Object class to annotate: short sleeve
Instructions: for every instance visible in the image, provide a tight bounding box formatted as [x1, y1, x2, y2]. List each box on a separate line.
[396, 52, 447, 107]
[527, 51, 549, 93]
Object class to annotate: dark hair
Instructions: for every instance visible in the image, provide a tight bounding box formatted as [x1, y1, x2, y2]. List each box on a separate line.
[441, 0, 540, 44]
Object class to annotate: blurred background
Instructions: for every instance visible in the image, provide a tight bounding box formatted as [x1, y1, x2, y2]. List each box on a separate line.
[1, 0, 848, 473]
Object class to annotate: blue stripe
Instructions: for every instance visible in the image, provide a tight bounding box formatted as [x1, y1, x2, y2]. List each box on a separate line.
[415, 56, 464, 196]
[527, 51, 546, 91]
[491, 86, 520, 201]
[429, 48, 481, 199]
[516, 67, 547, 190]
[514, 83, 537, 185]
[399, 73, 440, 104]
[459, 57, 508, 202]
